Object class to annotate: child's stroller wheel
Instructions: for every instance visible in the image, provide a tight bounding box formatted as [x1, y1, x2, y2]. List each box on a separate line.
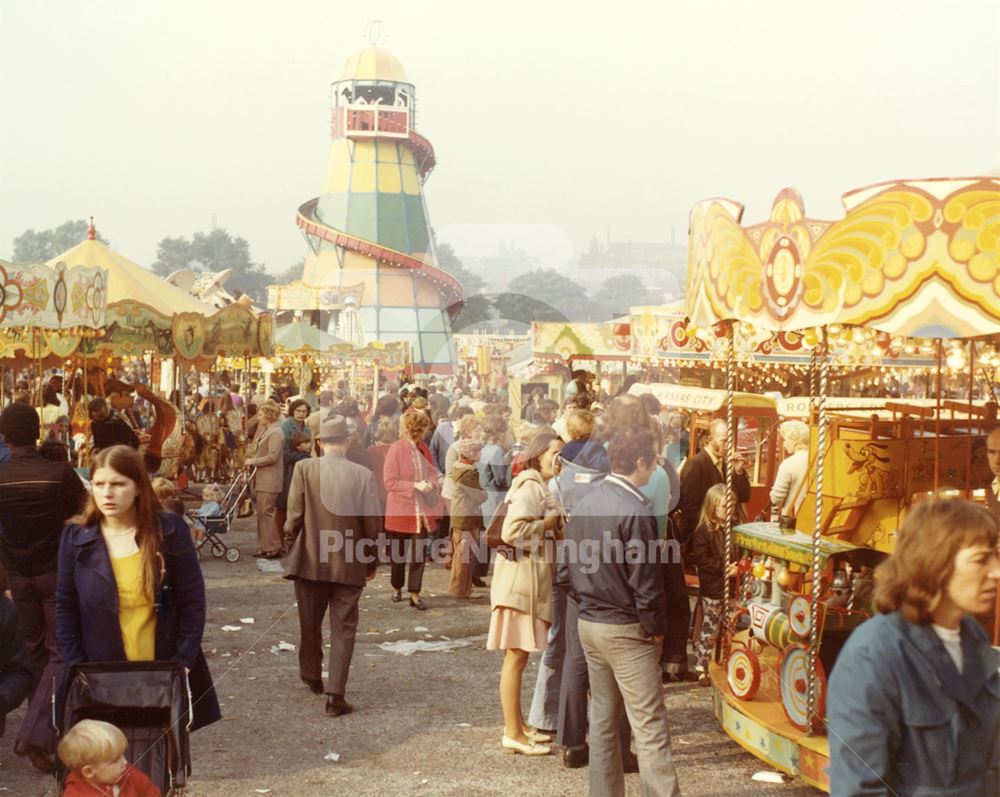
[225, 547, 241, 563]
[211, 542, 227, 558]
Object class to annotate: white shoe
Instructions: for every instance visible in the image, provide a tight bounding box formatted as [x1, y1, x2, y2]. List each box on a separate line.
[501, 736, 551, 756]
[524, 728, 552, 743]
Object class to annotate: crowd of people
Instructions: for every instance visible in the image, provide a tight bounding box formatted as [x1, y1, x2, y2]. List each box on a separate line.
[0, 363, 996, 796]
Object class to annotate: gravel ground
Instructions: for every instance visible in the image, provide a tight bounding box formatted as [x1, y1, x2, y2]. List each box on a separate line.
[1, 517, 821, 796]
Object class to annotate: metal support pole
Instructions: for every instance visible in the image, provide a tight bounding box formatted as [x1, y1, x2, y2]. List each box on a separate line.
[935, 340, 943, 492]
[807, 327, 828, 734]
[722, 321, 736, 665]
[967, 339, 975, 495]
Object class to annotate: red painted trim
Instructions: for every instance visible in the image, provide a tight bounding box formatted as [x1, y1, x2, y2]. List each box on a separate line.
[296, 198, 464, 309]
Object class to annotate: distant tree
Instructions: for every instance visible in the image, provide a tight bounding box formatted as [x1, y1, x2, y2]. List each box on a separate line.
[273, 257, 306, 286]
[11, 219, 109, 263]
[152, 228, 270, 303]
[436, 241, 484, 296]
[592, 273, 657, 320]
[449, 294, 495, 331]
[496, 268, 591, 323]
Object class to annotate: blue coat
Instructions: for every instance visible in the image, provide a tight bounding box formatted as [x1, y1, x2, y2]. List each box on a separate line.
[827, 611, 1000, 797]
[55, 511, 221, 730]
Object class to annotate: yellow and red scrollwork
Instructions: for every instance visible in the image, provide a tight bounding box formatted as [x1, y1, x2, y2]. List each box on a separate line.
[686, 178, 1000, 338]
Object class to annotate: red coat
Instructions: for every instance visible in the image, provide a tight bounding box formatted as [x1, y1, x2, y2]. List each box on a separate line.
[63, 766, 161, 796]
[383, 438, 441, 534]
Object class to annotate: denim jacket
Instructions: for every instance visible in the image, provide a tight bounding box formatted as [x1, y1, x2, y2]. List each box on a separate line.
[827, 611, 1000, 797]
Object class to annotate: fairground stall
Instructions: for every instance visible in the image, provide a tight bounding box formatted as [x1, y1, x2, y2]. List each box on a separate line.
[684, 177, 1000, 791]
[49, 224, 274, 480]
[270, 319, 409, 411]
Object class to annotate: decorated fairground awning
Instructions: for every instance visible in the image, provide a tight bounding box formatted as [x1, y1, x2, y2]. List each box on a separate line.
[0, 260, 108, 363]
[628, 304, 939, 368]
[531, 321, 631, 365]
[272, 321, 409, 370]
[685, 177, 1000, 340]
[50, 231, 274, 361]
[267, 281, 365, 311]
[275, 321, 351, 355]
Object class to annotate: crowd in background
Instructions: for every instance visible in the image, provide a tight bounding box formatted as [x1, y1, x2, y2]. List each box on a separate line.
[0, 361, 996, 797]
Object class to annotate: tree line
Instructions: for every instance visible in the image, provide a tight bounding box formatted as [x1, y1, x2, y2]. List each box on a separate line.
[8, 221, 657, 324]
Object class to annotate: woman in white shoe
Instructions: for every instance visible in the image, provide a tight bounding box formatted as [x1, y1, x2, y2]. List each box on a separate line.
[488, 431, 564, 756]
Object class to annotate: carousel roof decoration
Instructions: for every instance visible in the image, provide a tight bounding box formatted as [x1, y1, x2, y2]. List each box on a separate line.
[272, 319, 409, 370]
[531, 321, 632, 365]
[49, 224, 273, 361]
[0, 257, 108, 365]
[274, 320, 351, 355]
[685, 177, 1000, 339]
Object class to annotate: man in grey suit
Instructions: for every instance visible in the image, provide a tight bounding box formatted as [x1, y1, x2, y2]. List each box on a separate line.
[283, 415, 382, 716]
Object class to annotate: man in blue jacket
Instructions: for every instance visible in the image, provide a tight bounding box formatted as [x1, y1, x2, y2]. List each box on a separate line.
[564, 426, 681, 797]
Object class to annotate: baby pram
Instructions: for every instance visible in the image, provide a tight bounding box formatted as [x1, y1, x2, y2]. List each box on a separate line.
[187, 467, 255, 563]
[56, 661, 192, 795]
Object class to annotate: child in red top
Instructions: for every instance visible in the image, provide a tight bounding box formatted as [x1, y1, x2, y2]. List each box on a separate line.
[58, 719, 160, 797]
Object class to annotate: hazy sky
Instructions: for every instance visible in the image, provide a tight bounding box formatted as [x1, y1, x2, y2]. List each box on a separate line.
[1, 0, 997, 274]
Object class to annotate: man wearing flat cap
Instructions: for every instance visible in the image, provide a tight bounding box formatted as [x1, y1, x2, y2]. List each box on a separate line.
[283, 415, 382, 717]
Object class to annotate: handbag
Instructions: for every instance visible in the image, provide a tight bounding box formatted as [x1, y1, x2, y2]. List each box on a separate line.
[485, 499, 510, 549]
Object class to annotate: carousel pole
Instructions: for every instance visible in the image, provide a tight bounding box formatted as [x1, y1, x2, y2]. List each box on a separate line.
[967, 339, 975, 495]
[935, 339, 943, 492]
[807, 326, 829, 735]
[808, 344, 818, 415]
[722, 321, 736, 666]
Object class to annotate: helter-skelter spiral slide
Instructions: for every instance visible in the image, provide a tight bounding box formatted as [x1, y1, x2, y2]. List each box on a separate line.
[284, 46, 463, 374]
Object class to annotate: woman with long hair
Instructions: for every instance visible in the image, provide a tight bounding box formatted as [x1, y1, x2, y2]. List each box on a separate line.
[55, 445, 220, 732]
[688, 483, 737, 684]
[828, 498, 999, 796]
[488, 431, 564, 756]
[383, 411, 441, 609]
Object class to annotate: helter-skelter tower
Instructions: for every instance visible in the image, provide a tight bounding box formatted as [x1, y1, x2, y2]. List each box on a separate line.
[293, 46, 463, 374]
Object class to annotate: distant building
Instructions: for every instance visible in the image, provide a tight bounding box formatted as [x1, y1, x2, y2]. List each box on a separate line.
[572, 236, 686, 303]
[460, 242, 541, 293]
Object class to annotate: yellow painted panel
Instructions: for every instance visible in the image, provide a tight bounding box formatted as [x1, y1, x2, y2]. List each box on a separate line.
[415, 276, 445, 306]
[377, 139, 399, 163]
[378, 162, 402, 193]
[343, 250, 377, 271]
[352, 140, 376, 163]
[401, 162, 420, 195]
[350, 162, 375, 192]
[379, 273, 415, 304]
[400, 146, 415, 165]
[322, 140, 351, 193]
[301, 249, 342, 287]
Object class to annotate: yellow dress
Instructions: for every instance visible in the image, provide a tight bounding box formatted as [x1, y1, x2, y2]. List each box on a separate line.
[108, 551, 157, 661]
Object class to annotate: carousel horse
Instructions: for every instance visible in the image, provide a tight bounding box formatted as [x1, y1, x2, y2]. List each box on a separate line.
[198, 436, 221, 483]
[181, 421, 199, 477]
[230, 431, 248, 472]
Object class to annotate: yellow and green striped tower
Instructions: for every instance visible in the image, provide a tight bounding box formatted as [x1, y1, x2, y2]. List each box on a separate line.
[297, 46, 462, 374]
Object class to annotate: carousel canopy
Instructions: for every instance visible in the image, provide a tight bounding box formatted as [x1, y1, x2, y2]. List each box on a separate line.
[50, 236, 216, 317]
[685, 177, 1000, 339]
[274, 321, 349, 355]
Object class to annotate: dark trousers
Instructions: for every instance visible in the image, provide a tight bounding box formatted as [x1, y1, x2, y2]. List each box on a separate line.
[557, 595, 632, 754]
[9, 570, 59, 752]
[293, 578, 363, 697]
[660, 560, 691, 674]
[387, 531, 426, 594]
